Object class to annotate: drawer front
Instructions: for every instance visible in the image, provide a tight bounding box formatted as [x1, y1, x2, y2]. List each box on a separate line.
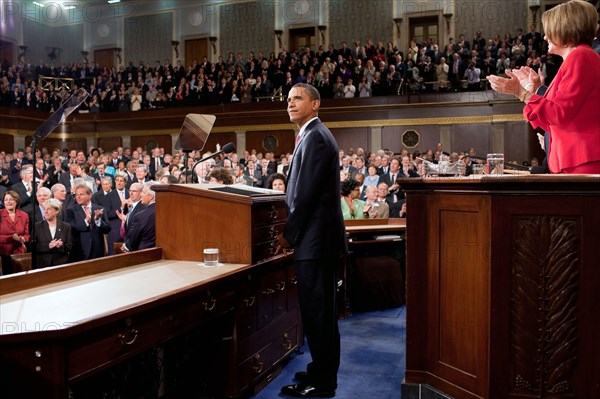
[272, 323, 300, 364]
[67, 289, 235, 380]
[237, 344, 273, 392]
[252, 202, 286, 226]
[252, 223, 284, 245]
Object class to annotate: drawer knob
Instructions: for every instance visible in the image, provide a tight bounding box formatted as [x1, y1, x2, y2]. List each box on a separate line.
[268, 227, 278, 239]
[203, 298, 217, 311]
[118, 329, 139, 346]
[269, 210, 278, 220]
[253, 354, 264, 374]
[289, 277, 298, 285]
[261, 288, 275, 295]
[275, 281, 286, 291]
[244, 296, 256, 307]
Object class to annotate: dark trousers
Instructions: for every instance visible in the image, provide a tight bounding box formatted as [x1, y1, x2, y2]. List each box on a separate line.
[295, 257, 340, 390]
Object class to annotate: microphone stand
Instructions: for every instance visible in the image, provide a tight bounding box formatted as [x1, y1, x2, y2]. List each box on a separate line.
[190, 146, 234, 183]
[181, 149, 193, 183]
[30, 138, 39, 269]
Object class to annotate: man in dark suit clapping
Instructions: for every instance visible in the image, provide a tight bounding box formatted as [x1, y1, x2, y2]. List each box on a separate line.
[67, 183, 110, 262]
[279, 83, 346, 398]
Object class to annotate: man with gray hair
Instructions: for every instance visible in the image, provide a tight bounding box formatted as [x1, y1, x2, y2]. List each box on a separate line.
[66, 183, 110, 262]
[92, 176, 123, 255]
[122, 181, 157, 252]
[10, 164, 34, 209]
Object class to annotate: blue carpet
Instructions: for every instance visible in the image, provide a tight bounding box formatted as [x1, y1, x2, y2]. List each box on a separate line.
[250, 306, 406, 399]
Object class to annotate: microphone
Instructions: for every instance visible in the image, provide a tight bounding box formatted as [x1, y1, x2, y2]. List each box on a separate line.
[191, 142, 236, 182]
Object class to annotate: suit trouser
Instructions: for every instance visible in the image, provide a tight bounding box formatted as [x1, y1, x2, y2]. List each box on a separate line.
[295, 257, 340, 390]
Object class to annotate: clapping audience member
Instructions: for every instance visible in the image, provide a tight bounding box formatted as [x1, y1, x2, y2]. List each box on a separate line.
[122, 182, 157, 252]
[66, 183, 110, 262]
[0, 191, 30, 274]
[10, 164, 34, 210]
[363, 185, 389, 219]
[489, 0, 600, 173]
[340, 179, 366, 220]
[34, 198, 72, 268]
[92, 176, 123, 254]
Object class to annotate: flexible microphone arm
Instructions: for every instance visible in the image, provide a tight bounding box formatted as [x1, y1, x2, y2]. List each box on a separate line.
[465, 155, 531, 171]
[190, 142, 236, 183]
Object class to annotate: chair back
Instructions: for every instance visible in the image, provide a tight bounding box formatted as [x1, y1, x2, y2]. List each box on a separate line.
[10, 252, 33, 273]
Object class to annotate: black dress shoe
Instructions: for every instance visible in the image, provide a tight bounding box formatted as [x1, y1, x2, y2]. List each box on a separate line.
[294, 371, 309, 383]
[281, 383, 335, 398]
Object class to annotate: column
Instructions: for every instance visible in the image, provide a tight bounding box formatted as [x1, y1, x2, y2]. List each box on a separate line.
[14, 135, 26, 152]
[122, 135, 131, 151]
[86, 136, 97, 151]
[235, 131, 246, 156]
[170, 134, 178, 154]
[370, 126, 382, 153]
[439, 125, 452, 152]
[491, 123, 505, 154]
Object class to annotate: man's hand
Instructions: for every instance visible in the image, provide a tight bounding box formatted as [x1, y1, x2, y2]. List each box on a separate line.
[276, 233, 292, 255]
[93, 208, 104, 221]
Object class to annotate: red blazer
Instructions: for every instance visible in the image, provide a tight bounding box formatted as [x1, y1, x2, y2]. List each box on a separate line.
[0, 208, 30, 256]
[524, 45, 600, 173]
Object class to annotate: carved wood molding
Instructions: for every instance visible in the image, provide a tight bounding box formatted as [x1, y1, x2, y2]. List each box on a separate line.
[511, 216, 579, 395]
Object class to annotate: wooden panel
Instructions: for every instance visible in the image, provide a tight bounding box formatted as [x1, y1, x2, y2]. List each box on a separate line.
[427, 194, 490, 395]
[184, 39, 208, 67]
[97, 137, 122, 152]
[331, 127, 369, 154]
[130, 135, 172, 153]
[0, 134, 14, 153]
[202, 132, 237, 155]
[245, 130, 294, 156]
[0, 40, 14, 65]
[156, 190, 252, 264]
[25, 137, 85, 153]
[94, 49, 115, 69]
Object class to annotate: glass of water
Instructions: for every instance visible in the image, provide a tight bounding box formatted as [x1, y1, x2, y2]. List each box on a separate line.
[203, 248, 220, 266]
[486, 153, 504, 175]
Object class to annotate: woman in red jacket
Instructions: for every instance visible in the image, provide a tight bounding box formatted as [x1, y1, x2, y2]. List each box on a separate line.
[489, 0, 600, 174]
[0, 191, 30, 275]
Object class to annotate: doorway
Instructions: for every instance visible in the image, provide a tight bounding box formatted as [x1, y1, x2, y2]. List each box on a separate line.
[288, 27, 316, 53]
[0, 40, 14, 66]
[185, 39, 208, 68]
[409, 16, 438, 46]
[94, 49, 115, 69]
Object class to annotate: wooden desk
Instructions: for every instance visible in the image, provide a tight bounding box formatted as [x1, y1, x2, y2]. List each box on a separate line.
[400, 175, 600, 399]
[0, 184, 301, 398]
[343, 219, 406, 314]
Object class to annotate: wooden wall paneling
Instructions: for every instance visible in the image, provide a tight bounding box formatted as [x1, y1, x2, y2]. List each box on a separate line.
[382, 125, 442, 155]
[0, 134, 14, 153]
[185, 39, 208, 67]
[97, 137, 122, 153]
[202, 132, 237, 155]
[25, 137, 86, 152]
[130, 135, 172, 154]
[331, 127, 369, 154]
[244, 130, 295, 156]
[451, 123, 491, 155]
[427, 194, 490, 396]
[94, 49, 116, 70]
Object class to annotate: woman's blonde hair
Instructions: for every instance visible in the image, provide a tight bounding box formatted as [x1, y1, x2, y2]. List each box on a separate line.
[43, 198, 62, 213]
[542, 0, 598, 46]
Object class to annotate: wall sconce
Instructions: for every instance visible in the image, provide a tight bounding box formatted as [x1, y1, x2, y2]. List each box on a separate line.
[81, 50, 89, 63]
[317, 25, 327, 44]
[18, 45, 28, 62]
[274, 30, 283, 47]
[208, 36, 217, 54]
[171, 40, 180, 58]
[443, 13, 453, 34]
[393, 18, 403, 32]
[114, 48, 122, 64]
[529, 5, 540, 27]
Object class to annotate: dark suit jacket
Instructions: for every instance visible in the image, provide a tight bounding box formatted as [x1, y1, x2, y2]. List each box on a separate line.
[92, 190, 123, 253]
[66, 203, 110, 261]
[284, 118, 346, 261]
[124, 201, 147, 235]
[10, 181, 33, 209]
[148, 157, 163, 179]
[125, 203, 156, 251]
[34, 220, 72, 268]
[0, 185, 6, 208]
[58, 172, 77, 193]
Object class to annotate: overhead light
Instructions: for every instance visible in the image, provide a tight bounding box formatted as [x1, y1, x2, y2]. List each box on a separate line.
[64, 5, 75, 9]
[107, 0, 121, 3]
[32, 1, 44, 6]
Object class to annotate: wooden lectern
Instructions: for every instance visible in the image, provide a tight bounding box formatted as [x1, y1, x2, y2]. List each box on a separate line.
[400, 175, 600, 399]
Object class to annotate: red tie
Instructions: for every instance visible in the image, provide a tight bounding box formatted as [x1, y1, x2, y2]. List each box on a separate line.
[295, 134, 301, 146]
